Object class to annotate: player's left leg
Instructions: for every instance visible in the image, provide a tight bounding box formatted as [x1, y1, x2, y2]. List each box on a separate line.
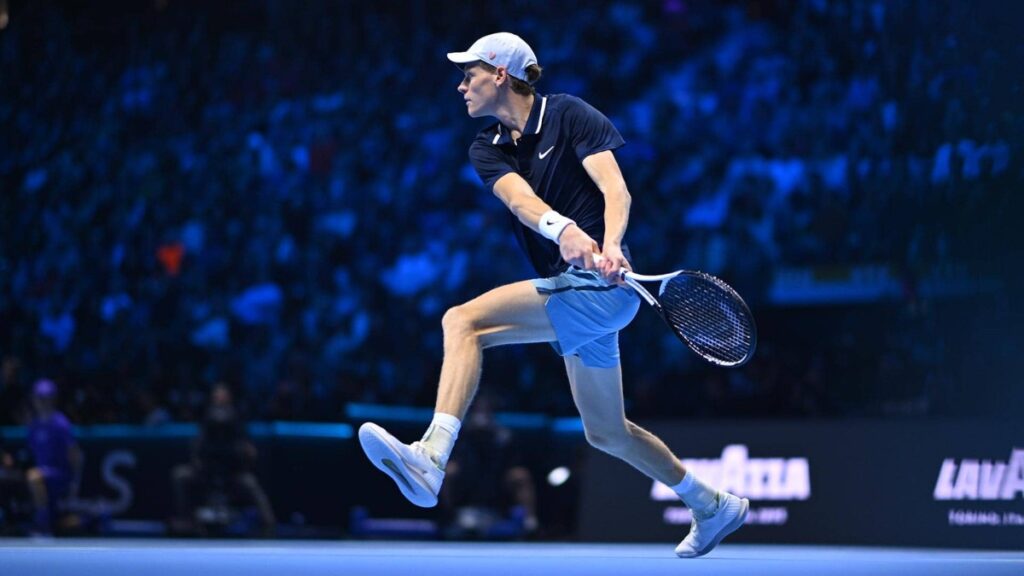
[564, 354, 749, 558]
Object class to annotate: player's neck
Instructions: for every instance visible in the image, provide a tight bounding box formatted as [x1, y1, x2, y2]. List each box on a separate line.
[495, 93, 535, 141]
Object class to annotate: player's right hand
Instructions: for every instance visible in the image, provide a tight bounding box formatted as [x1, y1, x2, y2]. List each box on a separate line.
[596, 243, 630, 286]
[558, 225, 600, 270]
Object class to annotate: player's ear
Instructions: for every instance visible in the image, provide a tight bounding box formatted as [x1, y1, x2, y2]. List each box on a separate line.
[494, 66, 508, 86]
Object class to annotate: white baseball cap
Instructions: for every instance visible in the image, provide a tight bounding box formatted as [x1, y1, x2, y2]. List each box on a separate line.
[446, 32, 539, 83]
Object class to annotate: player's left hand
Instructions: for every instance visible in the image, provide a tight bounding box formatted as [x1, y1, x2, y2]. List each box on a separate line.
[597, 243, 630, 285]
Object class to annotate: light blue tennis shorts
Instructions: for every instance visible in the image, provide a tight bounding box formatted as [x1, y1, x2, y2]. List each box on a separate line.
[531, 267, 641, 369]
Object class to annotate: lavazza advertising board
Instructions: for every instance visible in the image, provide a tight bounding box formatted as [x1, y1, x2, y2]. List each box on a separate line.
[577, 420, 1022, 549]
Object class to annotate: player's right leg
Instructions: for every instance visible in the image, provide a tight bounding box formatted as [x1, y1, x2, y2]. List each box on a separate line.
[359, 280, 555, 508]
[563, 356, 685, 485]
[432, 280, 556, 418]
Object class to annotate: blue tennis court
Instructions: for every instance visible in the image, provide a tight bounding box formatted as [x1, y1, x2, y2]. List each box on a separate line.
[2, 540, 1022, 576]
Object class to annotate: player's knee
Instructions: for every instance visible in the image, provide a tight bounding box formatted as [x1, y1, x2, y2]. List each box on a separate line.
[442, 305, 477, 342]
[584, 425, 632, 456]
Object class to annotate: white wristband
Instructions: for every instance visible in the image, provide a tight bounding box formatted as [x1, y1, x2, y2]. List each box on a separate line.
[538, 210, 575, 244]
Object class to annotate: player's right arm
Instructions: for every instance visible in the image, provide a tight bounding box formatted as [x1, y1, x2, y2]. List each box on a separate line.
[492, 172, 599, 269]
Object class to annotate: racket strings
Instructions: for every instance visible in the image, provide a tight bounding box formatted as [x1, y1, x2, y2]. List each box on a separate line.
[659, 274, 755, 365]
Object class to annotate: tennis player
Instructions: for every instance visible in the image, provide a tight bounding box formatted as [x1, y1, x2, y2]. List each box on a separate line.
[359, 32, 748, 557]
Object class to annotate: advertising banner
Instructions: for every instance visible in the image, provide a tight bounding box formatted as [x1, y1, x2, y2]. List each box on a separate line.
[577, 420, 1023, 549]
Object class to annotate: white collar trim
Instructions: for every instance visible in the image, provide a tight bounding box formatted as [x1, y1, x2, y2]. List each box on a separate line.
[535, 96, 547, 134]
[492, 96, 546, 145]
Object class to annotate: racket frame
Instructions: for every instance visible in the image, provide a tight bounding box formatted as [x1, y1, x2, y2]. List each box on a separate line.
[594, 255, 756, 367]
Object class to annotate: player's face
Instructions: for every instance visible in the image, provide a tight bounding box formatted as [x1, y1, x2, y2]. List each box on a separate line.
[457, 63, 498, 118]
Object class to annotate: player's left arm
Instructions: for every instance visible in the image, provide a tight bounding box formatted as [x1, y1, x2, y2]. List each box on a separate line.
[582, 149, 632, 283]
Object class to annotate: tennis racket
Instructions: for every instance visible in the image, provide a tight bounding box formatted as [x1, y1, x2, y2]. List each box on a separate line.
[593, 255, 757, 367]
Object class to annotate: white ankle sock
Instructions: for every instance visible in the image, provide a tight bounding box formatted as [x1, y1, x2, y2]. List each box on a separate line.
[670, 470, 720, 518]
[420, 412, 461, 468]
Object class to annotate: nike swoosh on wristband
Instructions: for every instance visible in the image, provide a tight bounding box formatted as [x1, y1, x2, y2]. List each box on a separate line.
[539, 146, 555, 159]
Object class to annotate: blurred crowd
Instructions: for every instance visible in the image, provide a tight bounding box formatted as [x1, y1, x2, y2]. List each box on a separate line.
[1, 0, 1020, 425]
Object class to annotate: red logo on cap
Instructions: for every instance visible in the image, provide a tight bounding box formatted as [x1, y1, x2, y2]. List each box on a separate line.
[488, 51, 496, 60]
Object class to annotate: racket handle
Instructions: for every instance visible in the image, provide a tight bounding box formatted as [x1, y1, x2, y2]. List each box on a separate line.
[591, 253, 628, 280]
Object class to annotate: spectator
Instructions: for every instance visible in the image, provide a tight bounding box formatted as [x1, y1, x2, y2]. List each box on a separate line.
[170, 383, 276, 536]
[441, 395, 538, 538]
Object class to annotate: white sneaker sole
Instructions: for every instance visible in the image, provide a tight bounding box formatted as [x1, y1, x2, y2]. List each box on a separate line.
[678, 497, 750, 558]
[358, 423, 438, 508]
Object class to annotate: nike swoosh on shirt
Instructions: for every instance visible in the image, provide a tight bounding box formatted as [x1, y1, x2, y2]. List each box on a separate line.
[539, 146, 555, 159]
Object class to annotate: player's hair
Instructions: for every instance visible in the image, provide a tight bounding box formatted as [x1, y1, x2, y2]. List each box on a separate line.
[475, 61, 543, 96]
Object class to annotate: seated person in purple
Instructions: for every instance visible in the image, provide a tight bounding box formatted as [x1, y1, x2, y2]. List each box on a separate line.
[26, 379, 82, 534]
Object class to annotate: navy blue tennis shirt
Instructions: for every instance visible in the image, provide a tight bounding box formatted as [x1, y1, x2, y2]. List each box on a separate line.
[469, 93, 632, 278]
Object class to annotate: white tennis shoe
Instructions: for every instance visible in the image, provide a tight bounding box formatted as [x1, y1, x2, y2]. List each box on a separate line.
[358, 422, 444, 508]
[675, 492, 749, 558]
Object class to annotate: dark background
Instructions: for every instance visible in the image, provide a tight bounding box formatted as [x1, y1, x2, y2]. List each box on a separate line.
[0, 0, 1022, 543]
